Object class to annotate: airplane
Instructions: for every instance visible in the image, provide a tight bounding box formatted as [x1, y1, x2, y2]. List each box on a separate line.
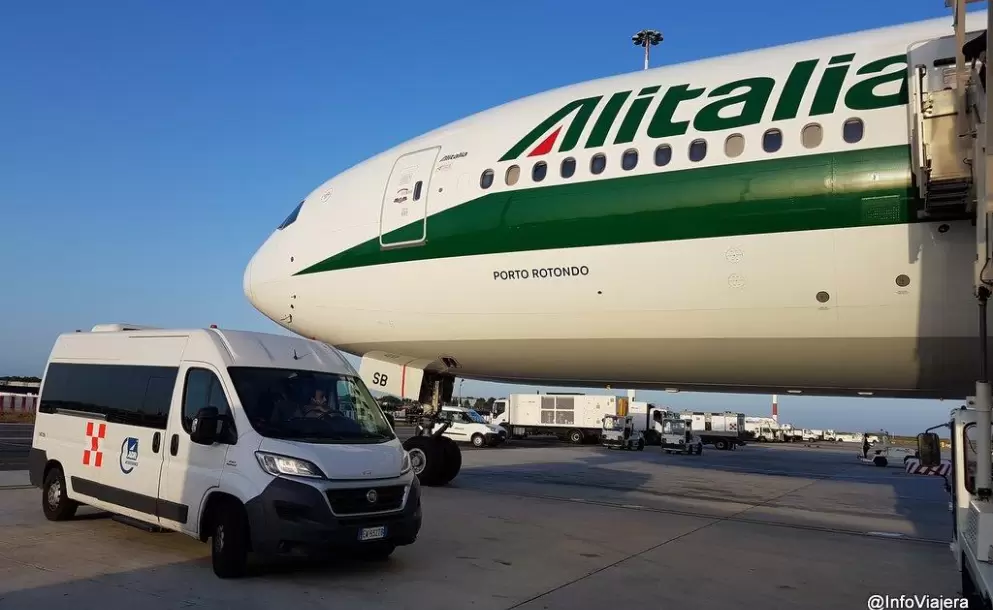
[244, 10, 993, 425]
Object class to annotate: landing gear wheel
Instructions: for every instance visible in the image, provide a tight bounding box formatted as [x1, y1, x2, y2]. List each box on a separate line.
[471, 434, 485, 448]
[211, 503, 249, 578]
[42, 466, 78, 521]
[404, 435, 460, 486]
[438, 436, 462, 484]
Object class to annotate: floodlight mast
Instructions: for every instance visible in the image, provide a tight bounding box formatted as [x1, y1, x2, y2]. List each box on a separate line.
[632, 29, 663, 70]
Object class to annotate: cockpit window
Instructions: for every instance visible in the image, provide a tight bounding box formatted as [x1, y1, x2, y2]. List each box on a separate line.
[277, 201, 304, 230]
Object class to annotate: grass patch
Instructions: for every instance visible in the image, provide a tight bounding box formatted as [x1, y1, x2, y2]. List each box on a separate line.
[0, 412, 35, 424]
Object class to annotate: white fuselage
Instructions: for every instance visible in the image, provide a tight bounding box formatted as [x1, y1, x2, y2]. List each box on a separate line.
[245, 14, 991, 400]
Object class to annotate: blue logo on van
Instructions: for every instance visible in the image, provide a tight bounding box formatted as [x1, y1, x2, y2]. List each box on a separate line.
[120, 437, 139, 474]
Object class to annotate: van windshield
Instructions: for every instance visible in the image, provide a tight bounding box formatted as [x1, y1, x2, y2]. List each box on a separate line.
[227, 366, 395, 443]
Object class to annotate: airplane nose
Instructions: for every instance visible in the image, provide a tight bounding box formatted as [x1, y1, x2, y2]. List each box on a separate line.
[243, 239, 292, 327]
[243, 254, 256, 304]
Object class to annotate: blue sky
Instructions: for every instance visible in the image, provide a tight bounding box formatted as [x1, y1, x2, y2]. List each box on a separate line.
[0, 0, 982, 436]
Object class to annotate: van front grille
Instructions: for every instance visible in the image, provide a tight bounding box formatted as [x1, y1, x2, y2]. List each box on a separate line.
[326, 485, 405, 515]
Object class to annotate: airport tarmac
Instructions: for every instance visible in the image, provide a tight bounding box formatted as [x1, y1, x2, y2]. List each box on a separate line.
[0, 429, 961, 609]
[0, 423, 31, 471]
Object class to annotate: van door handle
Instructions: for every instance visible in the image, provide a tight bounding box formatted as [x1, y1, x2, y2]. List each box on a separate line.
[170, 434, 179, 456]
[152, 432, 161, 453]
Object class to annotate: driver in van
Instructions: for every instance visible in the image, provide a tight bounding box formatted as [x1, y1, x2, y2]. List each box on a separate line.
[302, 387, 339, 417]
[310, 388, 328, 409]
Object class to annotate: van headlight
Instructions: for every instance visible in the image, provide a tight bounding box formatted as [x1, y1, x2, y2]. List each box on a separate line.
[400, 450, 412, 474]
[255, 452, 325, 479]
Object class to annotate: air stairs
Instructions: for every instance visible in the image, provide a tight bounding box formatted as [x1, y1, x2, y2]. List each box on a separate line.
[908, 6, 988, 217]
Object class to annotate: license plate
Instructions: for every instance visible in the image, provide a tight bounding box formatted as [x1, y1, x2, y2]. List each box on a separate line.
[359, 526, 386, 541]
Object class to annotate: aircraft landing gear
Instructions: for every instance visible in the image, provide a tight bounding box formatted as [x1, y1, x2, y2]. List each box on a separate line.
[401, 372, 462, 486]
[404, 415, 461, 486]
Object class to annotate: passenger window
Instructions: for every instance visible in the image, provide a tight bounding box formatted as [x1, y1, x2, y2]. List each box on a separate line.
[590, 153, 606, 175]
[762, 129, 783, 153]
[801, 123, 823, 149]
[621, 149, 638, 170]
[38, 362, 176, 429]
[413, 180, 423, 201]
[182, 368, 233, 438]
[505, 165, 520, 186]
[561, 157, 576, 178]
[843, 118, 864, 143]
[480, 169, 494, 189]
[689, 139, 707, 162]
[532, 161, 547, 182]
[654, 144, 672, 167]
[724, 134, 744, 158]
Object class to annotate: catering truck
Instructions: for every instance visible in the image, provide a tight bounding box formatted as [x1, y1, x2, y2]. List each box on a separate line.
[744, 416, 781, 442]
[679, 411, 748, 450]
[492, 394, 641, 444]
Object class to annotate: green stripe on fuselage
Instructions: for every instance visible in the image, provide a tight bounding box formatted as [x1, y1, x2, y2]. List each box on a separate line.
[296, 145, 920, 275]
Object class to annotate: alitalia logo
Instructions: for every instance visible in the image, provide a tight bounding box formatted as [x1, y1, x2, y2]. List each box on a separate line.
[500, 53, 907, 162]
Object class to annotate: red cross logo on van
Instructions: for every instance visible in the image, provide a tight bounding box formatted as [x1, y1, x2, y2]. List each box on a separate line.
[83, 421, 106, 467]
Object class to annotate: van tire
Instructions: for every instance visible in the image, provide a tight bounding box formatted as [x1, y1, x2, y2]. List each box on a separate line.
[471, 433, 485, 448]
[42, 466, 78, 522]
[211, 501, 249, 578]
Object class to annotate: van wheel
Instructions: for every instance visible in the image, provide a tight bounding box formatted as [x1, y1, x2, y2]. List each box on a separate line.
[42, 466, 78, 521]
[211, 502, 249, 578]
[471, 433, 485, 448]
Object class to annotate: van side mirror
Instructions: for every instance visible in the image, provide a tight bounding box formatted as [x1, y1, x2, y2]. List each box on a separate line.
[917, 432, 941, 467]
[191, 407, 219, 445]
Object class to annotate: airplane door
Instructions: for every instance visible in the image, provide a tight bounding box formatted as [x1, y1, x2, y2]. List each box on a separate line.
[380, 146, 440, 248]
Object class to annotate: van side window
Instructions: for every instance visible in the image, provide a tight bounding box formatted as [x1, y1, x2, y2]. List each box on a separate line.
[38, 362, 176, 429]
[182, 368, 233, 438]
